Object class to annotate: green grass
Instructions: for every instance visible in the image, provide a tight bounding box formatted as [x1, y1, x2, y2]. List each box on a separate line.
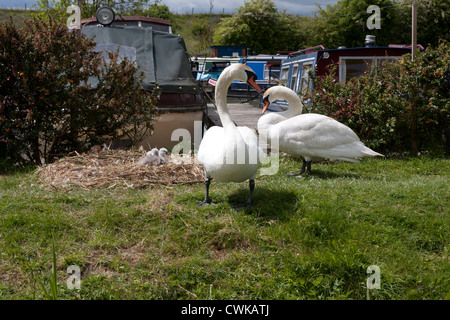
[0, 155, 449, 300]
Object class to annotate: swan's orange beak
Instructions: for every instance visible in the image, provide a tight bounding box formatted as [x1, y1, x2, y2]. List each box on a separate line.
[247, 76, 261, 93]
[262, 100, 269, 114]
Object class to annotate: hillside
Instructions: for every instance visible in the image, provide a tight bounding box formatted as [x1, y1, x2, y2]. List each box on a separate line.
[0, 9, 34, 28]
[173, 13, 230, 56]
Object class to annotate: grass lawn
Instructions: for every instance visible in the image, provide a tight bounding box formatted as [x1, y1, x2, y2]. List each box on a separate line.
[0, 155, 448, 300]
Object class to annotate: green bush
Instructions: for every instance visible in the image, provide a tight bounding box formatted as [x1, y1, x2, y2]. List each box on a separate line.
[306, 42, 449, 155]
[0, 17, 158, 167]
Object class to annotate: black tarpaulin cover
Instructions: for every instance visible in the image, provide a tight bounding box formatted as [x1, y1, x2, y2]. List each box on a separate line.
[82, 26, 199, 94]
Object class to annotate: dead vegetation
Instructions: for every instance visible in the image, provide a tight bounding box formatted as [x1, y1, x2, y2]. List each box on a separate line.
[35, 148, 205, 190]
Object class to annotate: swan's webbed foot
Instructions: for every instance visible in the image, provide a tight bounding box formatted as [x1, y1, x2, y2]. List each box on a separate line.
[287, 159, 311, 177]
[198, 198, 214, 206]
[197, 177, 214, 206]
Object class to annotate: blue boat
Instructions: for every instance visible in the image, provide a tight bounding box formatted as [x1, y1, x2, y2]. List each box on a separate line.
[228, 54, 289, 98]
[192, 57, 240, 98]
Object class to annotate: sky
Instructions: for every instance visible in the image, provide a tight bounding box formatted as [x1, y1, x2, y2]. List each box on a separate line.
[162, 0, 339, 15]
[0, 0, 339, 16]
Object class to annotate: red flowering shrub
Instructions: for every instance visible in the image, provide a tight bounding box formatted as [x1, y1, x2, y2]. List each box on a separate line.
[0, 17, 158, 166]
[306, 41, 449, 155]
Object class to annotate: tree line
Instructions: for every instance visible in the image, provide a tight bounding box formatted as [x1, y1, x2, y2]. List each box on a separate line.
[212, 0, 449, 54]
[33, 0, 449, 55]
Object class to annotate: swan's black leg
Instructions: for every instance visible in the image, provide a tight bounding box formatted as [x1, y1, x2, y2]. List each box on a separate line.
[198, 177, 213, 206]
[287, 158, 311, 177]
[305, 161, 312, 175]
[247, 179, 255, 206]
[234, 179, 255, 210]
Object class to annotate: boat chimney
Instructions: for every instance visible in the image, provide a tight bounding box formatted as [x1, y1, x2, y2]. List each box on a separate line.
[365, 35, 376, 47]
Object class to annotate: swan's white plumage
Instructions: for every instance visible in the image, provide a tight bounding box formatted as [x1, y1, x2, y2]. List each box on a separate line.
[258, 86, 383, 165]
[197, 63, 262, 184]
[198, 125, 260, 182]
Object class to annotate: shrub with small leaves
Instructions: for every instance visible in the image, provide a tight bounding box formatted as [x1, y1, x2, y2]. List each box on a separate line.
[0, 17, 158, 166]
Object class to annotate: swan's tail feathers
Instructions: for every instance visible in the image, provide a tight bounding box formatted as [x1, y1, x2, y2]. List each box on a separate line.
[361, 147, 384, 158]
[324, 145, 383, 163]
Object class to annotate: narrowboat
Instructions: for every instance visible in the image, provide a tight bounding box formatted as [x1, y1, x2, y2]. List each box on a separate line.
[265, 36, 423, 111]
[81, 7, 207, 150]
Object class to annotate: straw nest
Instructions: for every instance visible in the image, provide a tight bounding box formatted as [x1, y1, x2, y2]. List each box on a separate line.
[36, 149, 205, 190]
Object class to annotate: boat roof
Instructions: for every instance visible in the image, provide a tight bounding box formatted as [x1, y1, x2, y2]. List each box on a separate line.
[288, 44, 421, 58]
[241, 54, 289, 61]
[82, 25, 199, 94]
[81, 16, 171, 26]
[193, 57, 241, 63]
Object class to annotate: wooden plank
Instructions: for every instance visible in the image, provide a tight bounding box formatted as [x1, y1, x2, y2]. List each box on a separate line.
[207, 102, 271, 131]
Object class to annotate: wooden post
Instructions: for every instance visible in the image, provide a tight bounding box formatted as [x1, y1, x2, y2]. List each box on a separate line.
[209, 0, 213, 56]
[410, 1, 418, 154]
[411, 1, 417, 60]
[70, 0, 83, 152]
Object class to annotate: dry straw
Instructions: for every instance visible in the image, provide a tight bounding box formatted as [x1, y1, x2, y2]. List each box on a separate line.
[36, 148, 204, 190]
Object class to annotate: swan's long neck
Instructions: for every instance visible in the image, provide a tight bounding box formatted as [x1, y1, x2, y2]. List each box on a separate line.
[282, 89, 303, 117]
[215, 71, 236, 128]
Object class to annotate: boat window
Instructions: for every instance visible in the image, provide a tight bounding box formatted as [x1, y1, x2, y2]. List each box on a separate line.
[280, 66, 289, 86]
[340, 58, 374, 83]
[209, 62, 229, 72]
[300, 63, 313, 95]
[264, 66, 280, 81]
[339, 56, 401, 83]
[202, 62, 213, 72]
[290, 64, 299, 91]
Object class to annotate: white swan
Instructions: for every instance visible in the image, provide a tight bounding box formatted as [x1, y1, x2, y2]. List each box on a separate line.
[137, 148, 170, 166]
[158, 148, 170, 163]
[257, 86, 383, 176]
[149, 148, 159, 156]
[197, 63, 262, 207]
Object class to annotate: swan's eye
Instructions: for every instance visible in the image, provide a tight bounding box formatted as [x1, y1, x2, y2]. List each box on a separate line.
[263, 95, 270, 103]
